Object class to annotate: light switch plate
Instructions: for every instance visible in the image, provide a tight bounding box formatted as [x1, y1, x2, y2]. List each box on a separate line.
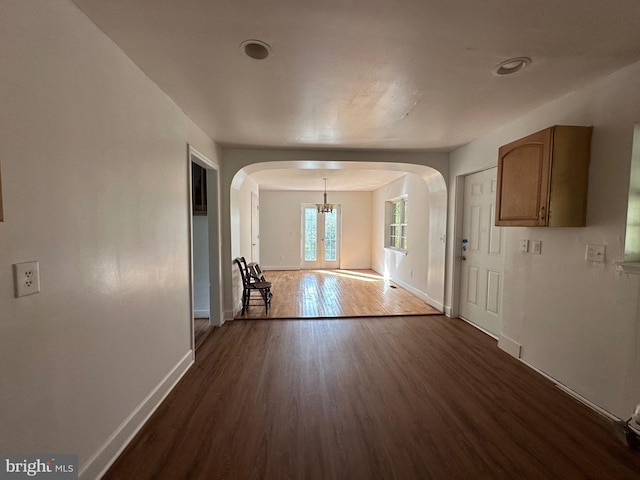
[520, 239, 529, 253]
[13, 261, 40, 297]
[531, 240, 542, 255]
[586, 244, 605, 262]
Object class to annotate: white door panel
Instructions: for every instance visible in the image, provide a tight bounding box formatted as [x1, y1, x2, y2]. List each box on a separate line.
[459, 168, 504, 336]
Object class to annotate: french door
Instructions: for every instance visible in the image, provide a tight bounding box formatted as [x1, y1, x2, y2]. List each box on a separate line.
[301, 205, 340, 269]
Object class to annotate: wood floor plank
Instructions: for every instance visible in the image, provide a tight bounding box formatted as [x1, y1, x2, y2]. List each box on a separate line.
[104, 316, 640, 479]
[238, 269, 440, 319]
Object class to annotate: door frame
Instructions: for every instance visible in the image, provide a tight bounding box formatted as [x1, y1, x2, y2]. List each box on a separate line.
[188, 145, 223, 353]
[300, 204, 341, 269]
[451, 165, 500, 323]
[250, 191, 260, 263]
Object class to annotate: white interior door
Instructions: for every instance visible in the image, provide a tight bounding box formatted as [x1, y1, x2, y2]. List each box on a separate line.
[459, 168, 504, 336]
[301, 205, 340, 269]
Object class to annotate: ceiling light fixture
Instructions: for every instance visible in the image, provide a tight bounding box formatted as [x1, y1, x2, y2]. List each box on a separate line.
[493, 57, 531, 76]
[240, 39, 271, 60]
[316, 178, 334, 214]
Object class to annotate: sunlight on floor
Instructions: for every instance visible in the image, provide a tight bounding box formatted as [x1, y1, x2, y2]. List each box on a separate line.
[315, 269, 381, 282]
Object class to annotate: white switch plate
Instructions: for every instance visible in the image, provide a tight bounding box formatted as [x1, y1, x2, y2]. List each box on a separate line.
[586, 244, 605, 262]
[13, 261, 40, 297]
[531, 240, 542, 255]
[519, 239, 529, 253]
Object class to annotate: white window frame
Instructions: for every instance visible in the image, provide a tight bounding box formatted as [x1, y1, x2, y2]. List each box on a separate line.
[385, 196, 408, 253]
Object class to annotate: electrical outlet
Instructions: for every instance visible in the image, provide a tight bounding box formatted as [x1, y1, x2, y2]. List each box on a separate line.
[520, 239, 529, 253]
[586, 244, 605, 262]
[13, 261, 40, 297]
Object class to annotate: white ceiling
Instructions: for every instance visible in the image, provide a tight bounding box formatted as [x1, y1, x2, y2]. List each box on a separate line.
[71, 0, 640, 188]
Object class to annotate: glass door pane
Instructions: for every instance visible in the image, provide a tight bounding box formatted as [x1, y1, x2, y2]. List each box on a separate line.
[324, 209, 337, 261]
[304, 207, 317, 262]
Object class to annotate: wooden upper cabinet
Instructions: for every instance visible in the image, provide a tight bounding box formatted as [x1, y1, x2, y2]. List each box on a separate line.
[495, 125, 592, 227]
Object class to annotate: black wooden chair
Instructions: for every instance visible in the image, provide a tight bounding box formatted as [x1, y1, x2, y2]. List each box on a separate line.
[234, 257, 272, 315]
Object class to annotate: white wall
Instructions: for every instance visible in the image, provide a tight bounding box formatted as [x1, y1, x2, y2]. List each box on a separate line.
[239, 176, 259, 262]
[259, 190, 373, 269]
[447, 59, 640, 419]
[372, 174, 435, 306]
[0, 1, 219, 478]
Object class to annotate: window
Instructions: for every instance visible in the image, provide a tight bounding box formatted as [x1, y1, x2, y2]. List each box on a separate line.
[385, 197, 408, 252]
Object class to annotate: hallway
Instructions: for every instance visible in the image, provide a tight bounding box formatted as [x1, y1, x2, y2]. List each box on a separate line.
[104, 316, 640, 479]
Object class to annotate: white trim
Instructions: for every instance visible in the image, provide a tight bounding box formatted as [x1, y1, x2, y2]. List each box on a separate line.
[616, 261, 640, 275]
[193, 309, 210, 318]
[371, 265, 443, 313]
[519, 359, 620, 423]
[80, 351, 194, 480]
[498, 334, 522, 358]
[457, 317, 620, 422]
[188, 145, 223, 336]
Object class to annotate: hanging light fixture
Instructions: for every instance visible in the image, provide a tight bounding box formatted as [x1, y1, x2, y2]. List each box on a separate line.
[316, 177, 334, 214]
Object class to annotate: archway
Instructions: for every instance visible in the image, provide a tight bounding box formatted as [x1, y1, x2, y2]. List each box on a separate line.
[221, 151, 448, 320]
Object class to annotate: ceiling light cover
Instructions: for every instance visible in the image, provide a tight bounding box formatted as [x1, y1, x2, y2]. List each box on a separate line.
[241, 40, 271, 60]
[493, 57, 531, 76]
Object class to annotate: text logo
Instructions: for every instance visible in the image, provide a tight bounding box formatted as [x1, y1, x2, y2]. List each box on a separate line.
[0, 456, 77, 480]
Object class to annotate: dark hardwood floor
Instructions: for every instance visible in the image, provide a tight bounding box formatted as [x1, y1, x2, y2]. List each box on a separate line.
[194, 318, 213, 349]
[104, 316, 640, 479]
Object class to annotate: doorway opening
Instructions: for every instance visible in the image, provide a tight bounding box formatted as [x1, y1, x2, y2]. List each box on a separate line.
[189, 146, 222, 351]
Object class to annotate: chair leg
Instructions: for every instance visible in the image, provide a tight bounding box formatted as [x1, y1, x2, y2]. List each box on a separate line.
[241, 288, 248, 316]
[259, 288, 270, 314]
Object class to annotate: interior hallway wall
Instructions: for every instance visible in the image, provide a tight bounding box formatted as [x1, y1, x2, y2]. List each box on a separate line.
[0, 1, 219, 477]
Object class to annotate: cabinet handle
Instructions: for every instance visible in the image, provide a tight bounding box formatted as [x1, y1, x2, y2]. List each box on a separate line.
[540, 205, 546, 221]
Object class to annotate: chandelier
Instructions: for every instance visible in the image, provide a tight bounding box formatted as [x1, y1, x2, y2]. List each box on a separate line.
[316, 177, 334, 214]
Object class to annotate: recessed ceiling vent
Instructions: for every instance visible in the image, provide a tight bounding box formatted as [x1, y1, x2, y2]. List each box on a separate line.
[493, 57, 531, 76]
[241, 40, 271, 60]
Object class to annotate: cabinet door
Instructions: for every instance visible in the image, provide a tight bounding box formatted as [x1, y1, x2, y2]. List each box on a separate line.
[495, 128, 552, 226]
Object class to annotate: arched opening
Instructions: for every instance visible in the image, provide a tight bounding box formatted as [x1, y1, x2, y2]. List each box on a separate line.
[227, 159, 447, 318]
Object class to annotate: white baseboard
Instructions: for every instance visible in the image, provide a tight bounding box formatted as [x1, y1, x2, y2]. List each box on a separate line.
[519, 359, 620, 422]
[498, 334, 522, 358]
[386, 276, 443, 313]
[80, 351, 194, 480]
[371, 265, 444, 312]
[193, 309, 210, 318]
[223, 309, 235, 323]
[262, 266, 300, 271]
